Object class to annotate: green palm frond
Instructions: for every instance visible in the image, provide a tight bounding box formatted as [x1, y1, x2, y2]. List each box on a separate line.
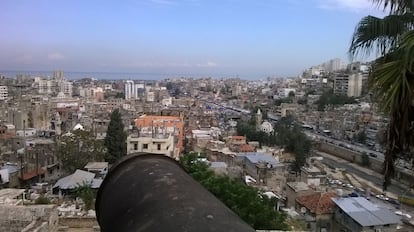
[369, 30, 414, 188]
[371, 0, 414, 13]
[350, 13, 413, 58]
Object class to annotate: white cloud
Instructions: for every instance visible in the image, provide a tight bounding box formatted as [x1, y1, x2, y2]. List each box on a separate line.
[47, 52, 64, 61]
[317, 0, 373, 12]
[197, 61, 217, 67]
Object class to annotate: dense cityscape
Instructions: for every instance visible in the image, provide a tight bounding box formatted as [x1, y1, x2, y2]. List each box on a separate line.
[2, 0, 414, 231]
[0, 55, 413, 231]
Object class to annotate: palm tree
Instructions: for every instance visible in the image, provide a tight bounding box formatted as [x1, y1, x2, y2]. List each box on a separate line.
[349, 0, 414, 190]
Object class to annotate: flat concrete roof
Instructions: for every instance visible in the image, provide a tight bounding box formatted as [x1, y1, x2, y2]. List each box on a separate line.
[0, 188, 25, 203]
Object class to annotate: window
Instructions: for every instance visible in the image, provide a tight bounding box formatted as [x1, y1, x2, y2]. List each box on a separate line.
[143, 144, 148, 149]
[134, 143, 138, 150]
[157, 144, 161, 150]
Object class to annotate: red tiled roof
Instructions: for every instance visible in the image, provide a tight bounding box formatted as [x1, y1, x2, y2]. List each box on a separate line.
[231, 136, 246, 140]
[239, 144, 255, 152]
[20, 168, 46, 180]
[296, 192, 337, 215]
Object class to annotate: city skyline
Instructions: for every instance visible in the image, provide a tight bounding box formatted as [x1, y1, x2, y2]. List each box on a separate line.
[0, 0, 383, 79]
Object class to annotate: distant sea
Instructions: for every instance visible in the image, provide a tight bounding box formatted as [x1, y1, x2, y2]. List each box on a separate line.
[0, 70, 249, 81]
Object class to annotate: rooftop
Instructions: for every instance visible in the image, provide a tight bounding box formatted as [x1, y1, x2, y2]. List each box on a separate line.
[209, 162, 227, 168]
[332, 197, 400, 227]
[53, 169, 95, 190]
[84, 162, 108, 170]
[229, 136, 246, 140]
[239, 144, 255, 152]
[20, 168, 46, 181]
[296, 192, 337, 215]
[242, 153, 280, 166]
[0, 188, 25, 204]
[287, 182, 311, 192]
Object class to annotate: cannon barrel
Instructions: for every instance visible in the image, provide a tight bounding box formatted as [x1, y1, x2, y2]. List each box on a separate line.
[96, 153, 254, 232]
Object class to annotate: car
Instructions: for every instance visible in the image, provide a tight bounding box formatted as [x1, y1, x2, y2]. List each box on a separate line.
[388, 199, 400, 205]
[369, 152, 378, 158]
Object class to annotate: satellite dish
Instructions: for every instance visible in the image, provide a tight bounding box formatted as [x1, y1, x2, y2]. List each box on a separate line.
[301, 207, 307, 214]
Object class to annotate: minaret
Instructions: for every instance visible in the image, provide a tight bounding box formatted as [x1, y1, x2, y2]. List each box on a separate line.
[54, 112, 62, 136]
[256, 108, 262, 131]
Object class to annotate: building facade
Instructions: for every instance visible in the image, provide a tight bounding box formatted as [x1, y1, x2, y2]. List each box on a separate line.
[0, 86, 8, 100]
[133, 115, 184, 157]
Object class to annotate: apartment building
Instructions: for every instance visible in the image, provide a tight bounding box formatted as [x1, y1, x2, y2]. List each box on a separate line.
[0, 86, 8, 100]
[127, 115, 184, 159]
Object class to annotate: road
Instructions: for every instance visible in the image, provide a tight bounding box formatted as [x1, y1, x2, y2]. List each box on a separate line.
[320, 153, 402, 195]
[317, 151, 414, 217]
[305, 131, 384, 160]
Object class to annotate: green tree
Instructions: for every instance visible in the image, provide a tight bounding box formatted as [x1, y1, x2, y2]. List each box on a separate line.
[114, 92, 125, 99]
[104, 109, 127, 163]
[236, 120, 276, 147]
[316, 90, 357, 111]
[35, 194, 51, 204]
[274, 116, 311, 173]
[349, 0, 414, 190]
[75, 183, 95, 210]
[355, 130, 367, 144]
[59, 130, 106, 173]
[27, 111, 34, 128]
[180, 153, 288, 230]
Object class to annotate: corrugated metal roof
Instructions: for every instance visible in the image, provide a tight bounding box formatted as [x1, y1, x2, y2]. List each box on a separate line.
[332, 197, 400, 226]
[53, 169, 95, 190]
[242, 153, 281, 166]
[210, 162, 227, 168]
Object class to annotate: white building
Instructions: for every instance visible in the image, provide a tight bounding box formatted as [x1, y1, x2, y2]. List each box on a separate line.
[324, 58, 342, 72]
[61, 81, 73, 97]
[0, 86, 8, 100]
[127, 134, 176, 158]
[146, 92, 155, 102]
[124, 80, 134, 100]
[124, 81, 144, 100]
[277, 88, 296, 98]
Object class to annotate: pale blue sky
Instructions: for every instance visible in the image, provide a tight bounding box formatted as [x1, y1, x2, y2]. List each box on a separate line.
[0, 0, 383, 79]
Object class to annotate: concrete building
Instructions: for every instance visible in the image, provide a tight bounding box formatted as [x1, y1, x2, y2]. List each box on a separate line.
[334, 73, 362, 97]
[332, 197, 400, 232]
[61, 81, 73, 97]
[133, 115, 184, 157]
[124, 80, 134, 100]
[124, 81, 144, 100]
[324, 58, 343, 72]
[296, 192, 337, 232]
[0, 86, 8, 100]
[36, 78, 55, 95]
[127, 134, 176, 158]
[0, 200, 58, 231]
[243, 153, 284, 185]
[286, 182, 314, 208]
[53, 70, 64, 81]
